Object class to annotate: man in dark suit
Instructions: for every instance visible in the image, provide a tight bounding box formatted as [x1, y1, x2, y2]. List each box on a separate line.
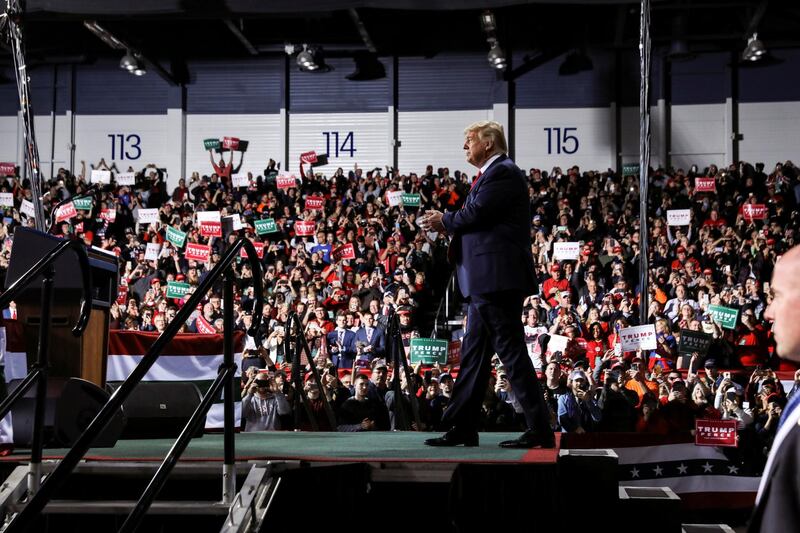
[326, 311, 357, 368]
[421, 120, 554, 449]
[749, 245, 800, 532]
[354, 311, 385, 362]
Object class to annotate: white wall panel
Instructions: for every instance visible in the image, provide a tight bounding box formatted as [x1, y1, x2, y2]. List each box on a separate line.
[620, 103, 666, 170]
[185, 114, 281, 181]
[32, 114, 73, 179]
[398, 110, 492, 177]
[670, 104, 726, 171]
[73, 115, 170, 178]
[515, 108, 614, 172]
[288, 112, 389, 174]
[0, 117, 19, 163]
[739, 102, 800, 166]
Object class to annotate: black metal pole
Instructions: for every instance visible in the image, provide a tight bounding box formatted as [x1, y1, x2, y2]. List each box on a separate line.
[0, 368, 40, 422]
[289, 313, 336, 430]
[118, 367, 234, 533]
[222, 269, 236, 504]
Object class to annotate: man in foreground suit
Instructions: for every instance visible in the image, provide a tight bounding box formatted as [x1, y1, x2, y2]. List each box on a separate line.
[749, 245, 800, 532]
[420, 120, 554, 449]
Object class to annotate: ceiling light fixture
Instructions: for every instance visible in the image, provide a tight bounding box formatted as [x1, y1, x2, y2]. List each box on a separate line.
[742, 33, 766, 62]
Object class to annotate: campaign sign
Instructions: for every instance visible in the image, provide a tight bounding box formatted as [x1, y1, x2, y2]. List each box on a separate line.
[116, 285, 128, 305]
[742, 204, 767, 221]
[667, 209, 691, 226]
[305, 196, 325, 211]
[547, 334, 570, 356]
[89, 169, 111, 184]
[300, 151, 318, 164]
[387, 190, 403, 207]
[55, 202, 77, 223]
[145, 242, 161, 261]
[116, 172, 135, 186]
[185, 243, 210, 262]
[195, 315, 216, 334]
[696, 419, 738, 447]
[20, 199, 34, 218]
[331, 243, 355, 262]
[401, 193, 421, 207]
[166, 226, 187, 248]
[100, 208, 116, 223]
[166, 281, 191, 299]
[196, 211, 221, 223]
[137, 208, 159, 225]
[222, 137, 240, 150]
[276, 174, 297, 190]
[409, 338, 449, 365]
[295, 220, 315, 237]
[73, 196, 93, 211]
[203, 138, 221, 151]
[224, 214, 243, 231]
[239, 241, 265, 259]
[695, 177, 716, 193]
[74, 222, 84, 234]
[255, 218, 278, 235]
[619, 325, 657, 352]
[447, 340, 461, 366]
[621, 163, 639, 177]
[0, 193, 13, 208]
[232, 174, 249, 188]
[0, 162, 15, 177]
[709, 304, 739, 330]
[678, 329, 713, 357]
[197, 211, 222, 237]
[553, 242, 580, 261]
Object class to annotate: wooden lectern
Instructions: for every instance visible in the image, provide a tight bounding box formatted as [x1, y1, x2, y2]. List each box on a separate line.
[5, 228, 118, 389]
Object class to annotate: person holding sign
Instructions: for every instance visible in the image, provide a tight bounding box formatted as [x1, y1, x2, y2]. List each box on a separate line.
[420, 121, 553, 449]
[749, 245, 800, 532]
[208, 141, 244, 180]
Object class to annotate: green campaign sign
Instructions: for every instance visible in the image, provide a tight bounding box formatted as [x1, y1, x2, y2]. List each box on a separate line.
[255, 218, 277, 235]
[409, 338, 449, 365]
[203, 138, 221, 151]
[678, 329, 713, 357]
[401, 193, 421, 207]
[166, 281, 191, 299]
[709, 304, 739, 330]
[73, 196, 93, 211]
[622, 163, 640, 176]
[166, 226, 187, 248]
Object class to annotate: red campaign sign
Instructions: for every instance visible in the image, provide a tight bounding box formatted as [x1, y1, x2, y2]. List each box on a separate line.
[295, 220, 316, 237]
[55, 202, 77, 223]
[185, 243, 210, 262]
[304, 196, 325, 211]
[447, 340, 462, 366]
[74, 222, 84, 234]
[300, 151, 318, 164]
[239, 241, 265, 259]
[199, 221, 222, 237]
[742, 204, 767, 220]
[276, 175, 297, 189]
[0, 162, 15, 177]
[695, 419, 738, 447]
[695, 177, 716, 193]
[116, 285, 128, 305]
[196, 315, 216, 334]
[222, 137, 240, 150]
[100, 208, 116, 222]
[331, 243, 355, 262]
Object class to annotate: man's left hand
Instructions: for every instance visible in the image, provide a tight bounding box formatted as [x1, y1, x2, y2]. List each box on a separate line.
[420, 210, 446, 233]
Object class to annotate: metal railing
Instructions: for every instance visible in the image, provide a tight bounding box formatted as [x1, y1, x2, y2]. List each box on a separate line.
[430, 272, 458, 338]
[0, 238, 92, 496]
[6, 236, 264, 533]
[385, 311, 422, 431]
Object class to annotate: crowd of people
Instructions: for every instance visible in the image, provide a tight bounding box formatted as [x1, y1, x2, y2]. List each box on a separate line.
[0, 154, 798, 465]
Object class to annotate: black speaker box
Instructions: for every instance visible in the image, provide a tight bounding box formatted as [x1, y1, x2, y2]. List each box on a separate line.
[10, 377, 125, 448]
[107, 381, 204, 439]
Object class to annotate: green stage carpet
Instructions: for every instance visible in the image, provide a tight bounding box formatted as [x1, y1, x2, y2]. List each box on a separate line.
[4, 432, 560, 464]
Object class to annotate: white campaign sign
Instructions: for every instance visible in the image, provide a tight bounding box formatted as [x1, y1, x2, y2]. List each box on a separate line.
[225, 214, 243, 231]
[547, 334, 570, 355]
[197, 211, 221, 223]
[116, 172, 135, 186]
[20, 199, 34, 218]
[0, 193, 13, 207]
[553, 242, 580, 261]
[619, 325, 657, 352]
[387, 190, 404, 207]
[232, 174, 249, 188]
[137, 208, 159, 225]
[145, 242, 161, 261]
[90, 169, 111, 184]
[667, 209, 691, 226]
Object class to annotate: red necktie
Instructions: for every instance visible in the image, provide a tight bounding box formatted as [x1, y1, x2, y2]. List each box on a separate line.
[471, 171, 482, 190]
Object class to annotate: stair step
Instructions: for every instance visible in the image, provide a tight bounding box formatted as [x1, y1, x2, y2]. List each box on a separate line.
[27, 500, 231, 515]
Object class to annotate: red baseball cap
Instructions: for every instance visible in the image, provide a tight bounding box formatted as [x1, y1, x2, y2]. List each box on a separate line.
[676, 246, 687, 253]
[550, 264, 561, 272]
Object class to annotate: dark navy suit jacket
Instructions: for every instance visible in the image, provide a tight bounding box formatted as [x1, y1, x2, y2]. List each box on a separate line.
[354, 326, 386, 359]
[326, 328, 357, 368]
[442, 154, 537, 298]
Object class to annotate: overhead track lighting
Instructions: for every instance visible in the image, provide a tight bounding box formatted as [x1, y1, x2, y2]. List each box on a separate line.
[295, 44, 329, 72]
[487, 41, 506, 70]
[741, 33, 766, 62]
[119, 51, 137, 71]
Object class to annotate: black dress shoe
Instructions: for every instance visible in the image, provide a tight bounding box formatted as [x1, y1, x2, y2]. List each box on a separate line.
[498, 430, 555, 449]
[424, 429, 479, 447]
